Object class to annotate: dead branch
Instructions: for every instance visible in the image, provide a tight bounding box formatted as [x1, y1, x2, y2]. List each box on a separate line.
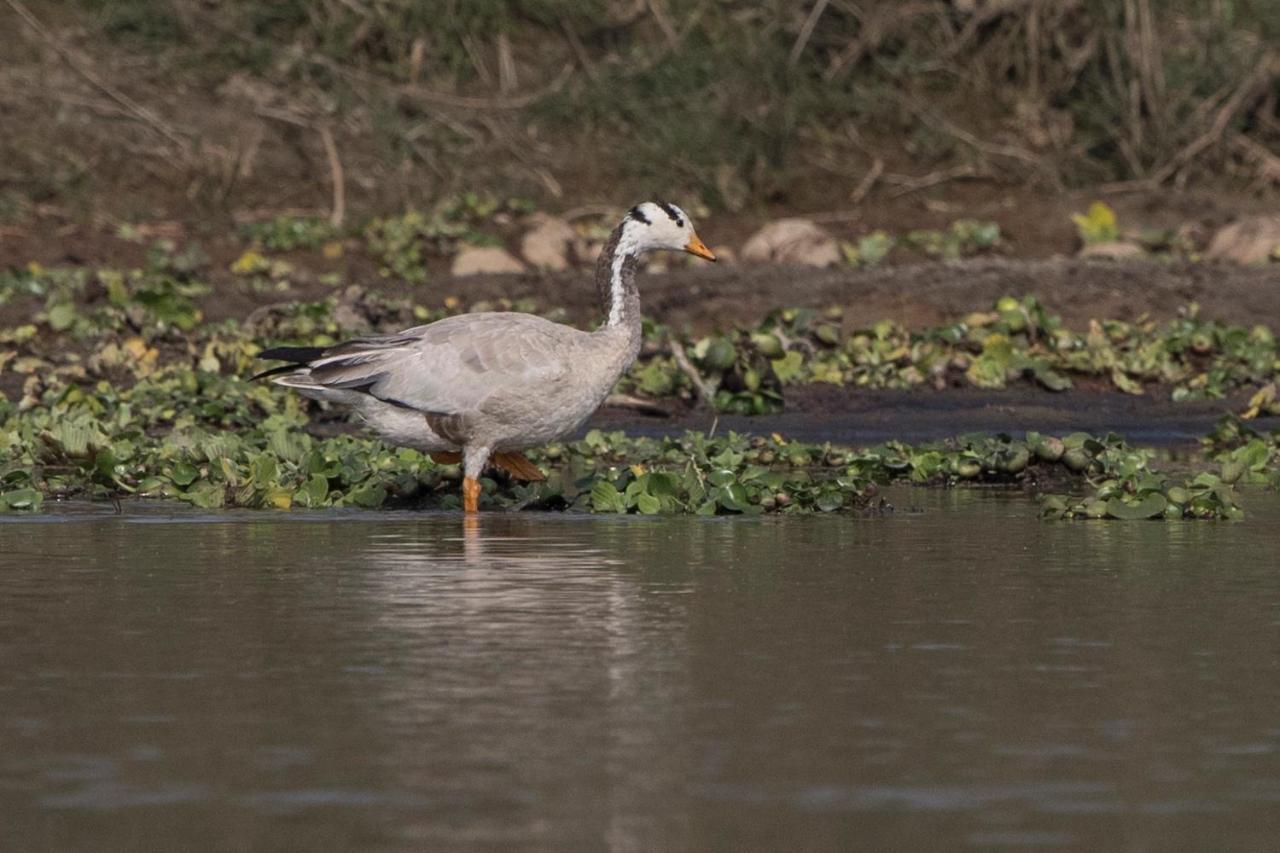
[254, 108, 346, 227]
[850, 157, 884, 204]
[895, 95, 1052, 182]
[825, 3, 937, 83]
[318, 126, 346, 228]
[883, 163, 991, 198]
[398, 64, 573, 111]
[184, 4, 571, 112]
[4, 0, 188, 154]
[1151, 51, 1278, 185]
[560, 17, 599, 81]
[669, 338, 717, 409]
[604, 393, 672, 417]
[496, 33, 518, 94]
[789, 0, 831, 68]
[645, 0, 680, 49]
[1231, 133, 1280, 189]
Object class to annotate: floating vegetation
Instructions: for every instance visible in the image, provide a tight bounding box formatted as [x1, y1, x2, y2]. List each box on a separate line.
[0, 246, 1273, 518]
[840, 220, 1002, 267]
[639, 296, 1279, 414]
[1203, 415, 1280, 490]
[0, 350, 1248, 520]
[1036, 431, 1244, 521]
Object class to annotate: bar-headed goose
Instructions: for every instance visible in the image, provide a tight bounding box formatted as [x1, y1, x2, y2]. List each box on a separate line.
[255, 201, 715, 512]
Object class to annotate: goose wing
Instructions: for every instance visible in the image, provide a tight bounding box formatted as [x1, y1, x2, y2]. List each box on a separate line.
[268, 313, 585, 415]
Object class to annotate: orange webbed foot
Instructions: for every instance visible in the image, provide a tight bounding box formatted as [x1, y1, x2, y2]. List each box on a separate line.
[462, 476, 481, 514]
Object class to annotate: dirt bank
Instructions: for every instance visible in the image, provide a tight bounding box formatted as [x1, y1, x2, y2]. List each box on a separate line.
[470, 257, 1280, 333]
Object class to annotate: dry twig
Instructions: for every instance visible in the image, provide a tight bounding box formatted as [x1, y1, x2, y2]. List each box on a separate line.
[604, 394, 672, 417]
[850, 157, 884, 204]
[318, 126, 346, 228]
[884, 163, 990, 198]
[789, 0, 831, 68]
[669, 338, 717, 409]
[645, 0, 680, 49]
[254, 108, 347, 228]
[1151, 52, 1278, 185]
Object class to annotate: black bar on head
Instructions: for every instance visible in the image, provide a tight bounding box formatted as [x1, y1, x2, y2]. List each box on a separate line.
[656, 201, 683, 227]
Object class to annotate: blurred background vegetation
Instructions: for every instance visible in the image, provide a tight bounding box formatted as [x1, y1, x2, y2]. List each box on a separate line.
[1, 0, 1277, 224]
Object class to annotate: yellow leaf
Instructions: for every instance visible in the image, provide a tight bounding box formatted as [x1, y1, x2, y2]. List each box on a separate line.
[1242, 383, 1276, 420]
[230, 249, 269, 276]
[1071, 201, 1119, 244]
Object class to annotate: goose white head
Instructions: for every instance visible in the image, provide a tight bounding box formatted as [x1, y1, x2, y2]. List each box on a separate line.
[625, 201, 716, 261]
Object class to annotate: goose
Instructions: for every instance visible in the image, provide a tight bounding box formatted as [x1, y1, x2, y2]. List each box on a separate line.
[254, 201, 716, 512]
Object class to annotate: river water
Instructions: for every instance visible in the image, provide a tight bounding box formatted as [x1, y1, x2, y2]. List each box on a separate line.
[2, 490, 1279, 852]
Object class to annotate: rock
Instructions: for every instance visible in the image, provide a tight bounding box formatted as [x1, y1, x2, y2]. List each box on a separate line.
[520, 215, 578, 271]
[1205, 215, 1280, 265]
[741, 219, 841, 267]
[1077, 241, 1146, 260]
[450, 246, 525, 276]
[710, 245, 736, 264]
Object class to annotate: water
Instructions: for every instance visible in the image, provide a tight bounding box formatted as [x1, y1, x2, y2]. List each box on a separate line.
[2, 491, 1279, 852]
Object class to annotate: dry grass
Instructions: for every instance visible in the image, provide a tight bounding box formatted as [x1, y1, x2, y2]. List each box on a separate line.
[0, 0, 1276, 222]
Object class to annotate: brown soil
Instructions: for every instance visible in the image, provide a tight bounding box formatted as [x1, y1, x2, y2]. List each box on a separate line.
[5, 246, 1277, 336]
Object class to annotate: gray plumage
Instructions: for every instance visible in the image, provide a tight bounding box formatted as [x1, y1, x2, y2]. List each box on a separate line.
[256, 201, 714, 504]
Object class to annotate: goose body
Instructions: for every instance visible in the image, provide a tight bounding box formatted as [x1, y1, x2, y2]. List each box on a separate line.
[256, 201, 715, 512]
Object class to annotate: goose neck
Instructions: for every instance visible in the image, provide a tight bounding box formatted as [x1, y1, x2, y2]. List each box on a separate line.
[595, 220, 643, 340]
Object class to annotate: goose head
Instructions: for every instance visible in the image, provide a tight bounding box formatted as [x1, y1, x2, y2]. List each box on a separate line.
[626, 201, 716, 261]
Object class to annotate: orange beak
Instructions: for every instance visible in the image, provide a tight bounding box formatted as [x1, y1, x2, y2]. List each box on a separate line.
[684, 233, 717, 262]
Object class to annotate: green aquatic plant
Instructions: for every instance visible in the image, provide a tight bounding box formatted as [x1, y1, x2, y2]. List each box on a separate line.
[1037, 429, 1244, 520]
[616, 296, 1279, 412]
[363, 194, 528, 282]
[0, 357, 1246, 520]
[0, 257, 1266, 520]
[1203, 414, 1280, 489]
[238, 215, 340, 252]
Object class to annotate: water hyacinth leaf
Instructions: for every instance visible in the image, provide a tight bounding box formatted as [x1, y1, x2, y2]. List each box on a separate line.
[347, 483, 388, 508]
[47, 302, 77, 331]
[168, 461, 201, 487]
[716, 483, 751, 512]
[181, 481, 225, 509]
[295, 474, 331, 508]
[815, 492, 844, 512]
[590, 480, 627, 513]
[770, 351, 804, 383]
[1105, 493, 1168, 520]
[635, 492, 662, 515]
[0, 488, 43, 511]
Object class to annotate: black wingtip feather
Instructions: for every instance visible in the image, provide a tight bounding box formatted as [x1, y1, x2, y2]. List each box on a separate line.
[258, 345, 327, 363]
[251, 344, 328, 381]
[250, 363, 303, 381]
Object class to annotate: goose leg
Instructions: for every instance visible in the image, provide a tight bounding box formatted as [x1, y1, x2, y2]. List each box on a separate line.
[462, 477, 481, 514]
[462, 445, 492, 514]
